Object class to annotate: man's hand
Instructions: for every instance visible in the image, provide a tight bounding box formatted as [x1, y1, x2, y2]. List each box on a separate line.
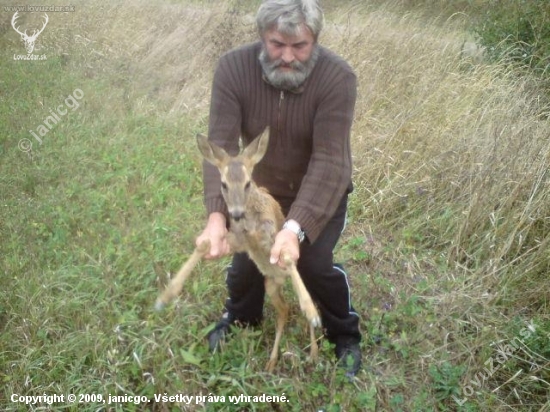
[270, 228, 300, 268]
[196, 212, 231, 259]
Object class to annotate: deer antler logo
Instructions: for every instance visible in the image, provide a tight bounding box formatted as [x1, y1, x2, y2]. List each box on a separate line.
[11, 12, 49, 54]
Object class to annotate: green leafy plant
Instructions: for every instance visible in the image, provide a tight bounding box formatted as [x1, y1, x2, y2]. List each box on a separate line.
[429, 361, 466, 405]
[473, 0, 550, 75]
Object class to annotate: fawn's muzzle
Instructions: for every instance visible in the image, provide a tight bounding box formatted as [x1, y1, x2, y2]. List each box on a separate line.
[230, 211, 245, 222]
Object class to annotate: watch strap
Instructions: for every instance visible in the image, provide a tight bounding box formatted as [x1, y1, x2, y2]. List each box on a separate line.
[283, 220, 305, 243]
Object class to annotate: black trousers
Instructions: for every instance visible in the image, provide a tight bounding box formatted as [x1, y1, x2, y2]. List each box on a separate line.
[223, 194, 361, 344]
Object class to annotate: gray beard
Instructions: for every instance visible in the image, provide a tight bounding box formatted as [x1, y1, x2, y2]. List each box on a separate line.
[259, 45, 319, 91]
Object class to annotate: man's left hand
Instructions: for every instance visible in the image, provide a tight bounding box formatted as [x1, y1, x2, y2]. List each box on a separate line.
[270, 228, 300, 268]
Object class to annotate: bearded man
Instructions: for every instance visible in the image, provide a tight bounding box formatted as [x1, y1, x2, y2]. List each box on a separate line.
[195, 0, 362, 377]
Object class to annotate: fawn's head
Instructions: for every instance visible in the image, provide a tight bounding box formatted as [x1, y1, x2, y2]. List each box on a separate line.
[197, 129, 269, 222]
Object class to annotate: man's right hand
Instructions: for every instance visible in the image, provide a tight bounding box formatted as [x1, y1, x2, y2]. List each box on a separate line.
[196, 212, 231, 259]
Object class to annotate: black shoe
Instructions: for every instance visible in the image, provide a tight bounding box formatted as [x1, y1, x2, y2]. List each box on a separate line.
[335, 337, 362, 378]
[207, 312, 234, 352]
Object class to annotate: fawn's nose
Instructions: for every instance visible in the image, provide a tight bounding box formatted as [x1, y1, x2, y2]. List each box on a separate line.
[230, 211, 245, 222]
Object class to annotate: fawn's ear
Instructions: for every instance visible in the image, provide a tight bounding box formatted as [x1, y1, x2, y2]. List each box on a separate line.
[196, 134, 229, 167]
[243, 128, 269, 166]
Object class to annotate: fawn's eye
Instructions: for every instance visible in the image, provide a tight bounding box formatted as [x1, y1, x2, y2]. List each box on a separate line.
[221, 182, 228, 191]
[244, 181, 251, 191]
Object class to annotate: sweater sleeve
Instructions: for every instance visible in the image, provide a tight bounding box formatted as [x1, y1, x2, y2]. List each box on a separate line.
[287, 71, 357, 242]
[203, 54, 242, 216]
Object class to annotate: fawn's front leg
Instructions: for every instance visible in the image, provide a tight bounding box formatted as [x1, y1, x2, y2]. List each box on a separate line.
[155, 239, 210, 310]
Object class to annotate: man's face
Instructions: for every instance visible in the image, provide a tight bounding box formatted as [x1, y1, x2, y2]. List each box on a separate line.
[259, 25, 318, 91]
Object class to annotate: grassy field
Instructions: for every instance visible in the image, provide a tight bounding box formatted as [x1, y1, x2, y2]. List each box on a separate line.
[1, 0, 549, 411]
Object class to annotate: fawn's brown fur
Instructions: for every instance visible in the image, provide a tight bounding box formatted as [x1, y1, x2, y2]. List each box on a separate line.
[156, 129, 320, 372]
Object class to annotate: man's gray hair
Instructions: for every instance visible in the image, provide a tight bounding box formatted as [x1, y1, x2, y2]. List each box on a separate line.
[256, 0, 324, 40]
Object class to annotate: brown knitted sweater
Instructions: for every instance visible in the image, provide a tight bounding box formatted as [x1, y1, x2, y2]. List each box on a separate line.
[203, 41, 356, 242]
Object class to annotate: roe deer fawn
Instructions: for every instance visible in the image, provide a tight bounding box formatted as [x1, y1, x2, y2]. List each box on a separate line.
[156, 129, 321, 372]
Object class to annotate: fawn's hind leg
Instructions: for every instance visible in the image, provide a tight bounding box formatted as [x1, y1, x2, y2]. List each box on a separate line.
[264, 277, 288, 373]
[308, 322, 319, 362]
[282, 256, 321, 328]
[283, 258, 320, 361]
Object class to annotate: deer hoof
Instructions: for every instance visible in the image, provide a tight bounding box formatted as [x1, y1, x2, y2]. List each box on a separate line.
[310, 315, 321, 328]
[303, 305, 321, 327]
[154, 299, 166, 312]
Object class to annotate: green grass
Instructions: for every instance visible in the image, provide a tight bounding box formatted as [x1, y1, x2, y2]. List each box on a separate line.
[1, 0, 549, 411]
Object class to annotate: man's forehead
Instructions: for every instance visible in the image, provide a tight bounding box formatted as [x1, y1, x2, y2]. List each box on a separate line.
[264, 25, 314, 44]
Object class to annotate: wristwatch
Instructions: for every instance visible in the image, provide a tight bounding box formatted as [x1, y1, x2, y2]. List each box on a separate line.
[283, 220, 305, 243]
